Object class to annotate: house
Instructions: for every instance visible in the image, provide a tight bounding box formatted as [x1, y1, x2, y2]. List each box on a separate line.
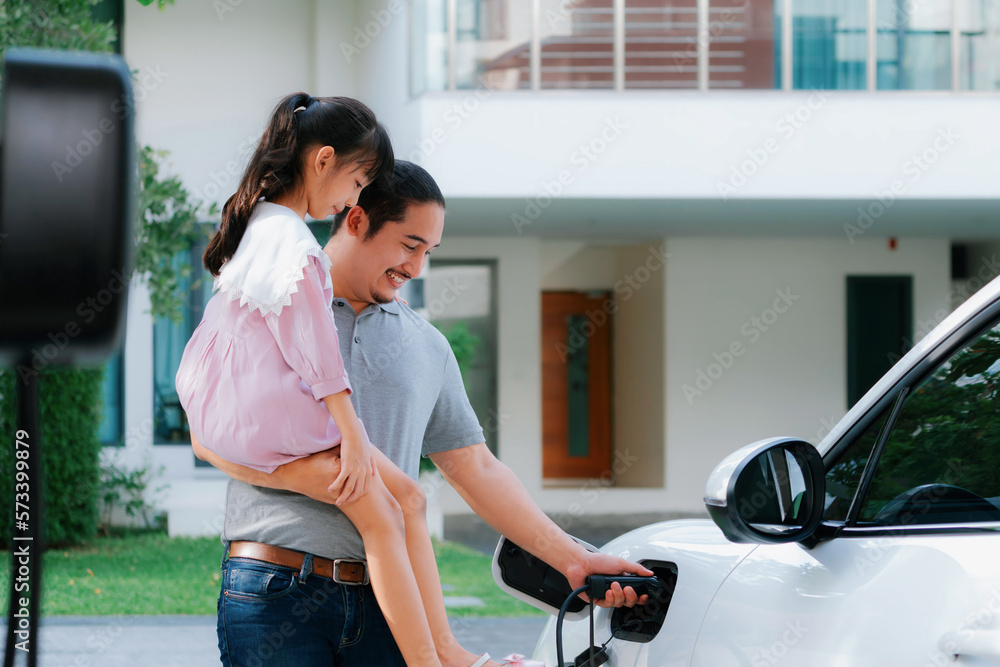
[107, 0, 1000, 536]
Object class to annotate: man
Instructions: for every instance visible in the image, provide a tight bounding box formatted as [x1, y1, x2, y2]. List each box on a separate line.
[192, 161, 650, 667]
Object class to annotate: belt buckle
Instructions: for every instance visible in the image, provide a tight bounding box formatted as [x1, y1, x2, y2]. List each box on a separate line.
[332, 558, 369, 586]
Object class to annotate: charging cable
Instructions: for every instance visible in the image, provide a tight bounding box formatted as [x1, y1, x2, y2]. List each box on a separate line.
[555, 575, 663, 667]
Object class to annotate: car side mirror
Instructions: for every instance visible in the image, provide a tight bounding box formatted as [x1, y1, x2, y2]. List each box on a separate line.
[704, 437, 825, 544]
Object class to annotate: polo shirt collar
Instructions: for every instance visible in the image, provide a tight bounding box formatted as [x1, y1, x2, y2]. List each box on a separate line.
[378, 297, 401, 315]
[335, 297, 401, 316]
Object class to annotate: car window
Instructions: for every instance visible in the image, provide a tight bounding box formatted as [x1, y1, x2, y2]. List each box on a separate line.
[822, 407, 890, 522]
[855, 322, 1000, 526]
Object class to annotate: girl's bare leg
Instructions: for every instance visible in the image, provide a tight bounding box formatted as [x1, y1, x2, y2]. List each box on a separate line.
[338, 466, 442, 667]
[368, 446, 502, 667]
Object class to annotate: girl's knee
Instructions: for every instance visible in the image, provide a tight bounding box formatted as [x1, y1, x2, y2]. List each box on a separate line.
[344, 481, 405, 535]
[396, 474, 427, 519]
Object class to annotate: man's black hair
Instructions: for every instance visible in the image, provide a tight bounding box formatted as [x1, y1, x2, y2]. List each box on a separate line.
[330, 159, 445, 239]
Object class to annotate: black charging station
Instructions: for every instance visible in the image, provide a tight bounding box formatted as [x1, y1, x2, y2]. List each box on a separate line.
[1, 48, 135, 667]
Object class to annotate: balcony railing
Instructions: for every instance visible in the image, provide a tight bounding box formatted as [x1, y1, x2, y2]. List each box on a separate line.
[411, 0, 999, 94]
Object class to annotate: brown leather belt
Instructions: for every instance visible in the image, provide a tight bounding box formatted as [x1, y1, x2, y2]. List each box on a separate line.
[228, 541, 369, 585]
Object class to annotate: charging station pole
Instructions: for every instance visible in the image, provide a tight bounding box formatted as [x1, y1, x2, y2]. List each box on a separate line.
[0, 48, 135, 667]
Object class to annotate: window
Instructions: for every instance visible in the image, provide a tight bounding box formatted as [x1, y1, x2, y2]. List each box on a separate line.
[876, 0, 952, 90]
[853, 321, 1000, 526]
[97, 350, 124, 445]
[822, 405, 890, 522]
[425, 261, 499, 454]
[960, 2, 1000, 91]
[153, 242, 213, 444]
[791, 0, 867, 90]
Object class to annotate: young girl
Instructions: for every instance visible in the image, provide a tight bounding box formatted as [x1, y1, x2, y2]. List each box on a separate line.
[175, 93, 498, 667]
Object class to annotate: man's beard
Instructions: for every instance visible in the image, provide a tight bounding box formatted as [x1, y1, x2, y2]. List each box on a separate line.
[369, 286, 394, 304]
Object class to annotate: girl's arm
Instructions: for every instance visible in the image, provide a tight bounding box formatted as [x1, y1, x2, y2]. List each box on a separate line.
[321, 390, 376, 505]
[262, 255, 374, 505]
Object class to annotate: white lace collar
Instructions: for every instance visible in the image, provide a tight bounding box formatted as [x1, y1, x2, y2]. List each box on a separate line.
[214, 201, 333, 317]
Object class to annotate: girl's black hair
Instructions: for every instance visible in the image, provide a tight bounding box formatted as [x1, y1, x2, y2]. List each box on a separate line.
[203, 93, 394, 276]
[330, 160, 445, 240]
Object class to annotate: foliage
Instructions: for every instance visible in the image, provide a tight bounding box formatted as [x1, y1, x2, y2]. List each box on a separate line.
[135, 0, 175, 7]
[133, 146, 214, 322]
[0, 366, 105, 547]
[435, 320, 482, 377]
[861, 327, 1000, 518]
[0, 0, 116, 66]
[421, 321, 482, 473]
[98, 459, 167, 534]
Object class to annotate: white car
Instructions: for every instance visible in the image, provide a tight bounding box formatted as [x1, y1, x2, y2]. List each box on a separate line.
[495, 276, 1000, 666]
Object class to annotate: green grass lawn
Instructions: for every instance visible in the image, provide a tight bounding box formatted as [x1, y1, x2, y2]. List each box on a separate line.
[0, 531, 542, 618]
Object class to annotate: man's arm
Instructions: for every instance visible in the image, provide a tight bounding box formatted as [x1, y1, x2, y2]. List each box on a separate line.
[190, 431, 342, 505]
[429, 443, 653, 607]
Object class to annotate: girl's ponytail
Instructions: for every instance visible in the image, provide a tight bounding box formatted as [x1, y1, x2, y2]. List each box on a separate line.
[203, 92, 309, 276]
[203, 92, 391, 277]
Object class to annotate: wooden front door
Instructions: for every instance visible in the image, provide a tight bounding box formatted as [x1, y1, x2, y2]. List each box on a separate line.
[541, 292, 612, 480]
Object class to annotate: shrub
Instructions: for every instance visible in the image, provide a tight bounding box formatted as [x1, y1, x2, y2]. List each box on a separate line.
[0, 366, 105, 547]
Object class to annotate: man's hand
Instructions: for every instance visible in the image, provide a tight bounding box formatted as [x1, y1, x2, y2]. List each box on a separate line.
[273, 448, 344, 504]
[564, 551, 655, 608]
[191, 430, 347, 505]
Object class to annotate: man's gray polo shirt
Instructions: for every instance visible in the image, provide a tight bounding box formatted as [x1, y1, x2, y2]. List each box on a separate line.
[221, 296, 485, 560]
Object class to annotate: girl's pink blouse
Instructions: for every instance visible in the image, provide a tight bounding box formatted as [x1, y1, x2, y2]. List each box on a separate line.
[175, 253, 350, 473]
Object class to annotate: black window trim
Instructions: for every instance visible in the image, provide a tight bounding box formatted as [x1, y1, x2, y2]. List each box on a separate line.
[820, 294, 1000, 538]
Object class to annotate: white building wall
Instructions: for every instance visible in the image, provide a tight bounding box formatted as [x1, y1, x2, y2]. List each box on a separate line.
[412, 92, 987, 201]
[124, 0, 325, 211]
[664, 236, 951, 513]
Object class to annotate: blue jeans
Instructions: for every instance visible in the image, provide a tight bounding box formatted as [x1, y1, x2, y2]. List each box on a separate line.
[217, 553, 405, 667]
